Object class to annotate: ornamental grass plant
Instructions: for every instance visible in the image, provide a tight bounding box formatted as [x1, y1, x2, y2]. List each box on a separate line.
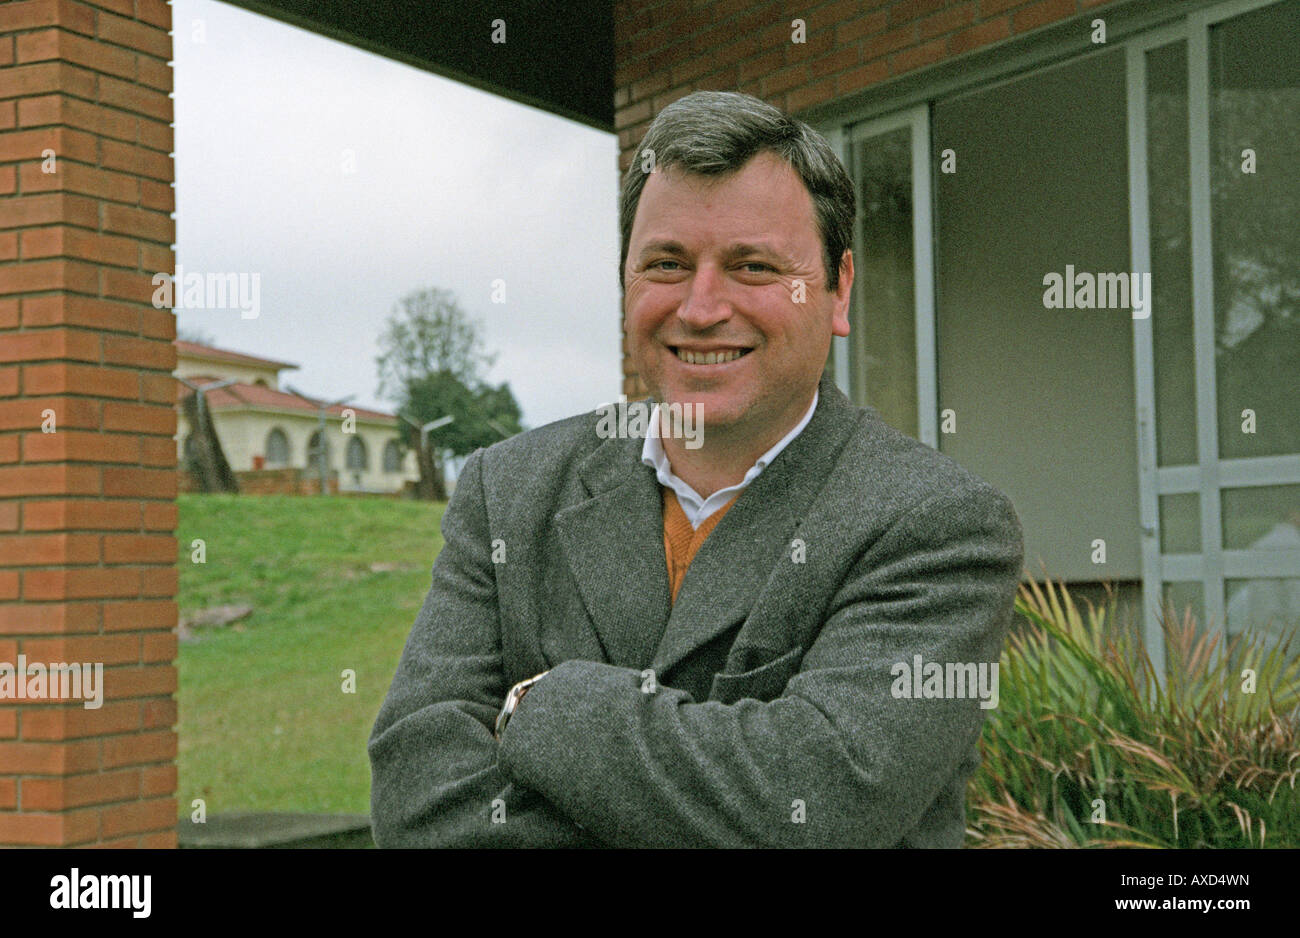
[967, 571, 1300, 847]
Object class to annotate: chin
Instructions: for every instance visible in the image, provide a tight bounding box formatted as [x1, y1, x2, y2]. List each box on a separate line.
[675, 393, 749, 428]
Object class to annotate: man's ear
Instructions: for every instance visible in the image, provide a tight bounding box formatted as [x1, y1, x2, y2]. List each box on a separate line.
[831, 249, 853, 338]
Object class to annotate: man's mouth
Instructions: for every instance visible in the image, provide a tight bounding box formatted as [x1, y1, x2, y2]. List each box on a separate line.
[671, 346, 753, 365]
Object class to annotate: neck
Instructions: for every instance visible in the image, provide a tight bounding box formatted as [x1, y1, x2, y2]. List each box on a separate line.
[660, 387, 816, 498]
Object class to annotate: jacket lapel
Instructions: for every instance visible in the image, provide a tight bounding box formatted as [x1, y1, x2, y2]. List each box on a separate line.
[649, 374, 862, 677]
[553, 374, 862, 678]
[553, 424, 671, 670]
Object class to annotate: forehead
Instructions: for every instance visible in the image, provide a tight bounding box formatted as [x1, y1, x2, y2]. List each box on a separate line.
[631, 152, 818, 245]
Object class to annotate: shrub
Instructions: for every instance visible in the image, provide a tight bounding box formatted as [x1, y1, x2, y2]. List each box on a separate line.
[967, 572, 1300, 847]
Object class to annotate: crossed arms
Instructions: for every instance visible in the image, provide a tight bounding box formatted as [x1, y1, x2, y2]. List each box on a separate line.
[368, 447, 1024, 847]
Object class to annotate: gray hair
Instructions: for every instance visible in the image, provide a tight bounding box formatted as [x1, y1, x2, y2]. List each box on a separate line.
[619, 90, 855, 293]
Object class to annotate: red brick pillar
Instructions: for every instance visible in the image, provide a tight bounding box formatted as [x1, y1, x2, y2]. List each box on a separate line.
[0, 0, 178, 847]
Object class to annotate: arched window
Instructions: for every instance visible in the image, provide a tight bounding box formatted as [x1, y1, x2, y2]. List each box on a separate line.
[382, 439, 403, 473]
[346, 436, 368, 470]
[306, 430, 331, 471]
[265, 428, 290, 467]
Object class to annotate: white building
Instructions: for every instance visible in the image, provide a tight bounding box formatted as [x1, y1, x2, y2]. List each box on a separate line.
[175, 340, 421, 494]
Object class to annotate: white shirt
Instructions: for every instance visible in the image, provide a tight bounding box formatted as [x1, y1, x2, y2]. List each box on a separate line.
[641, 389, 819, 529]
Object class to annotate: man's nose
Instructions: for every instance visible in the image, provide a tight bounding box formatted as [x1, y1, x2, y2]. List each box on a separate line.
[676, 263, 733, 329]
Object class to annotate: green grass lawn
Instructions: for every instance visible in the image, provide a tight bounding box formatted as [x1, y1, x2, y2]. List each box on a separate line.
[176, 492, 445, 815]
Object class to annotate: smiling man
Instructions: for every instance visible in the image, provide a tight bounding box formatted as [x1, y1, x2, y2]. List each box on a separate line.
[625, 146, 850, 503]
[369, 91, 1025, 847]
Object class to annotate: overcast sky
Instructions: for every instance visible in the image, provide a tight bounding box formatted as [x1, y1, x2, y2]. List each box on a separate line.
[171, 0, 623, 429]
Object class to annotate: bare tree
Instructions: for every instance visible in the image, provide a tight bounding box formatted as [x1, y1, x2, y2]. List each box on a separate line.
[376, 288, 496, 400]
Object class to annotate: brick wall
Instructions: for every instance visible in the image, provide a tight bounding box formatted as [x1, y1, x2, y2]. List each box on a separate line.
[0, 0, 177, 847]
[613, 0, 1125, 396]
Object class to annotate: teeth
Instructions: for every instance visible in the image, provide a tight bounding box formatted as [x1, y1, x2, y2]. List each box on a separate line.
[675, 348, 748, 365]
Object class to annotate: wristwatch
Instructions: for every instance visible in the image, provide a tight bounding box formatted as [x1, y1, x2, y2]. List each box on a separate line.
[493, 670, 550, 741]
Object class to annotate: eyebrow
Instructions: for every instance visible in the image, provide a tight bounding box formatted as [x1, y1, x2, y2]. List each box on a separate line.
[636, 240, 690, 261]
[635, 241, 786, 263]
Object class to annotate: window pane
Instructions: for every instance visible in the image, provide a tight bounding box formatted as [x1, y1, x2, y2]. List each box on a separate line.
[1221, 483, 1300, 551]
[383, 440, 402, 472]
[1210, 2, 1300, 460]
[266, 428, 289, 466]
[1160, 491, 1200, 554]
[848, 126, 916, 438]
[1226, 577, 1300, 655]
[1146, 41, 1197, 467]
[346, 436, 367, 470]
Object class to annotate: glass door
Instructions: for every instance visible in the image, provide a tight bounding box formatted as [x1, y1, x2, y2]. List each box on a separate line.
[1129, 0, 1300, 671]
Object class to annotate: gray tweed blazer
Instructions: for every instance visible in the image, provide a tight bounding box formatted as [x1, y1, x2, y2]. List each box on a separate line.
[369, 371, 1024, 847]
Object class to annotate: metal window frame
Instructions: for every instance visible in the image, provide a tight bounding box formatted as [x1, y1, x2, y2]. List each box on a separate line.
[816, 0, 1296, 672]
[829, 106, 937, 448]
[1128, 0, 1294, 668]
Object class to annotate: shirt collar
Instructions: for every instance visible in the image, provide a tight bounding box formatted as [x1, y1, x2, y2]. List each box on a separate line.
[640, 387, 819, 509]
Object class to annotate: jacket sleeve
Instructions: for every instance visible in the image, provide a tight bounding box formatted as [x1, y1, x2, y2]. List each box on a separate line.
[495, 485, 1024, 847]
[368, 447, 597, 847]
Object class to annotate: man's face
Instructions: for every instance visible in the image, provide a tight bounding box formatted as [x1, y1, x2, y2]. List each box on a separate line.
[623, 151, 852, 444]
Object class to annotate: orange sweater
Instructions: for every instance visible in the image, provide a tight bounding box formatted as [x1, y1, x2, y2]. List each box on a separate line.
[663, 488, 739, 604]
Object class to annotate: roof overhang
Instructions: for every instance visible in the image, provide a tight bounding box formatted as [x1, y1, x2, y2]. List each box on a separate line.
[215, 0, 614, 132]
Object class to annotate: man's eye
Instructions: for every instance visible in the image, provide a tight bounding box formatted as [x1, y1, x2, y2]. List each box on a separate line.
[741, 262, 774, 273]
[651, 260, 682, 271]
